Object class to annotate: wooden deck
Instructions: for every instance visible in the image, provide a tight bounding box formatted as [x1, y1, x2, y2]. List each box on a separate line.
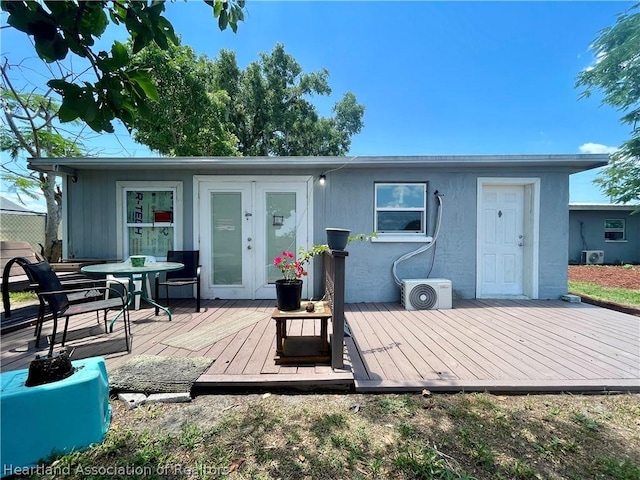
[1, 299, 638, 393]
[346, 299, 639, 392]
[0, 299, 354, 390]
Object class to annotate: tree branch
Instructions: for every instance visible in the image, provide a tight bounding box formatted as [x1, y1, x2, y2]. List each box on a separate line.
[1, 63, 40, 156]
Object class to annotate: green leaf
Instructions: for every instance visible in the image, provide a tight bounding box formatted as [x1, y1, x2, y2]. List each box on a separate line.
[132, 34, 146, 54]
[58, 99, 80, 123]
[153, 26, 169, 50]
[129, 71, 159, 101]
[5, 6, 45, 34]
[80, 94, 99, 123]
[34, 34, 68, 62]
[235, 5, 245, 22]
[77, 1, 109, 37]
[213, 0, 223, 16]
[111, 41, 129, 68]
[47, 79, 81, 96]
[218, 10, 228, 30]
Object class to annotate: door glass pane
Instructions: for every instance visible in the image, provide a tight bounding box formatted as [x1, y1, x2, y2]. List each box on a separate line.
[211, 193, 242, 285]
[266, 192, 297, 283]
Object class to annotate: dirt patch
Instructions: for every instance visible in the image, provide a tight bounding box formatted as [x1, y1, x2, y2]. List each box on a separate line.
[568, 265, 640, 290]
[568, 265, 640, 316]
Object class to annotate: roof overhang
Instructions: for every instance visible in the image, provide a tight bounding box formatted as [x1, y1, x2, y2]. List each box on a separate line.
[28, 154, 610, 176]
[569, 203, 639, 211]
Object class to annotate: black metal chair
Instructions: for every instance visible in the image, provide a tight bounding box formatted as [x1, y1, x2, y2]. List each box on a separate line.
[24, 261, 130, 358]
[155, 250, 201, 314]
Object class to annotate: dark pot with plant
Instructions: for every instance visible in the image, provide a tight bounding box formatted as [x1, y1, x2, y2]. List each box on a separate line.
[325, 228, 351, 250]
[273, 251, 306, 311]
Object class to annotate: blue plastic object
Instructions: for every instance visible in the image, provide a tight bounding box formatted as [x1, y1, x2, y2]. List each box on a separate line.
[0, 357, 111, 477]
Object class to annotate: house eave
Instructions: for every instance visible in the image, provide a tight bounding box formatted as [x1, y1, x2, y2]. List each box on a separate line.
[569, 203, 640, 211]
[27, 154, 610, 175]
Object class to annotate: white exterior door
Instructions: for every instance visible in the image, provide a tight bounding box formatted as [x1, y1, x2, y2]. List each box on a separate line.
[196, 176, 311, 300]
[479, 184, 525, 296]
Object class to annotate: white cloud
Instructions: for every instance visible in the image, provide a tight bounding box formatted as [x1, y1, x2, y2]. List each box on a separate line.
[578, 143, 618, 154]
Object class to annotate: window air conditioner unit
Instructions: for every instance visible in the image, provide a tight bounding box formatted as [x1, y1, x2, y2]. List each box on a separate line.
[581, 250, 604, 265]
[401, 279, 452, 311]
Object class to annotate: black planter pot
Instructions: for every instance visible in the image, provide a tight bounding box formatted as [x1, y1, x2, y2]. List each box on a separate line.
[326, 228, 350, 250]
[275, 279, 303, 311]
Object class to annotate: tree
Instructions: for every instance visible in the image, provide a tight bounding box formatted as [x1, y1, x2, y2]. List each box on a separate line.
[225, 44, 365, 156]
[576, 4, 640, 205]
[1, 65, 86, 260]
[129, 42, 238, 156]
[1, 0, 246, 133]
[132, 43, 365, 156]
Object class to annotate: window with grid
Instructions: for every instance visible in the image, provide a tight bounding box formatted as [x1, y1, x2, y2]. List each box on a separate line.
[123, 187, 177, 258]
[604, 219, 625, 241]
[374, 183, 427, 235]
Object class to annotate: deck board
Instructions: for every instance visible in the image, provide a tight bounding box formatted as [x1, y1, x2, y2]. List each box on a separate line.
[346, 300, 639, 392]
[443, 303, 616, 379]
[1, 299, 637, 393]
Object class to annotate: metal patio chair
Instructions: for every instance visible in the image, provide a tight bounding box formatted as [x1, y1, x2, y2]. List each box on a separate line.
[155, 250, 201, 314]
[24, 261, 130, 358]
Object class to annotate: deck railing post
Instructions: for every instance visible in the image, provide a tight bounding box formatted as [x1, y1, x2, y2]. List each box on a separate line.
[323, 250, 348, 369]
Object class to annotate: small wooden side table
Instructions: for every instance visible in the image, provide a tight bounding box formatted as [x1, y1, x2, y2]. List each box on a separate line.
[272, 301, 332, 365]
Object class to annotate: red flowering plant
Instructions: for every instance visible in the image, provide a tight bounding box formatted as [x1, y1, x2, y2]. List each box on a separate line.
[273, 245, 330, 282]
[273, 250, 308, 281]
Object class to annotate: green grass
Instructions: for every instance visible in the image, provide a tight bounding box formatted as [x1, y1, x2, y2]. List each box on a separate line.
[8, 291, 37, 303]
[18, 392, 639, 480]
[568, 281, 640, 308]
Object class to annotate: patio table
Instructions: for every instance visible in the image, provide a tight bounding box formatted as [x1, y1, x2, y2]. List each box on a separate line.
[81, 261, 184, 329]
[271, 301, 332, 365]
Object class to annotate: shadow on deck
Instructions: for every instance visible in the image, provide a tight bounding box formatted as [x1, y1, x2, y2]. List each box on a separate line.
[1, 298, 638, 393]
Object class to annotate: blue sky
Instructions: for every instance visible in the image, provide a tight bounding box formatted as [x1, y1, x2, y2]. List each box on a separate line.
[1, 1, 635, 210]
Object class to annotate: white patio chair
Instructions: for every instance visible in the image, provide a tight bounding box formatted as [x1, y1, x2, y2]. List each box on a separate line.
[105, 255, 156, 310]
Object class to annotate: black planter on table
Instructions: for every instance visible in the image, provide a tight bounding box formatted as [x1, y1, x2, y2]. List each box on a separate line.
[275, 279, 303, 311]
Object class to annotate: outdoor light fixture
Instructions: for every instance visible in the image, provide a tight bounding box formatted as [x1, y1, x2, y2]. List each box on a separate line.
[319, 174, 326, 185]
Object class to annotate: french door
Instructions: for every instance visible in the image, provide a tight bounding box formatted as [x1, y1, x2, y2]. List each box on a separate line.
[196, 176, 311, 300]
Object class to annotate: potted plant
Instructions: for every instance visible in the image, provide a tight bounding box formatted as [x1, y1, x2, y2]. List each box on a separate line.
[325, 228, 350, 250]
[273, 251, 308, 311]
[272, 236, 374, 310]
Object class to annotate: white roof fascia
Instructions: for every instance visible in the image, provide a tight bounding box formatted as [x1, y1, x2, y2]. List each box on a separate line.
[569, 203, 640, 211]
[27, 154, 610, 174]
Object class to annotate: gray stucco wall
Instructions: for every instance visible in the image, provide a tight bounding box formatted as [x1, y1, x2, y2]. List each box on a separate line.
[64, 163, 573, 302]
[318, 167, 570, 302]
[569, 209, 640, 264]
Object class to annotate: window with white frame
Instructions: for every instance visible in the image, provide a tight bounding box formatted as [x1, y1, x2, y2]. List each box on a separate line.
[374, 183, 427, 235]
[118, 182, 182, 259]
[604, 219, 625, 241]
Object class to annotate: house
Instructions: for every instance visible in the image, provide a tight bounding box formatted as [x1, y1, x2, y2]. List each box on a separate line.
[27, 154, 608, 303]
[569, 203, 640, 265]
[0, 196, 47, 253]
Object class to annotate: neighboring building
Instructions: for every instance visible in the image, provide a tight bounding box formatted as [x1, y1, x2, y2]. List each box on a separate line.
[569, 203, 640, 265]
[0, 196, 47, 253]
[28, 154, 607, 303]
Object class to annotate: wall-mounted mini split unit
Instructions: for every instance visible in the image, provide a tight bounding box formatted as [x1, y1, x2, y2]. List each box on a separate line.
[581, 250, 605, 265]
[401, 279, 452, 311]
